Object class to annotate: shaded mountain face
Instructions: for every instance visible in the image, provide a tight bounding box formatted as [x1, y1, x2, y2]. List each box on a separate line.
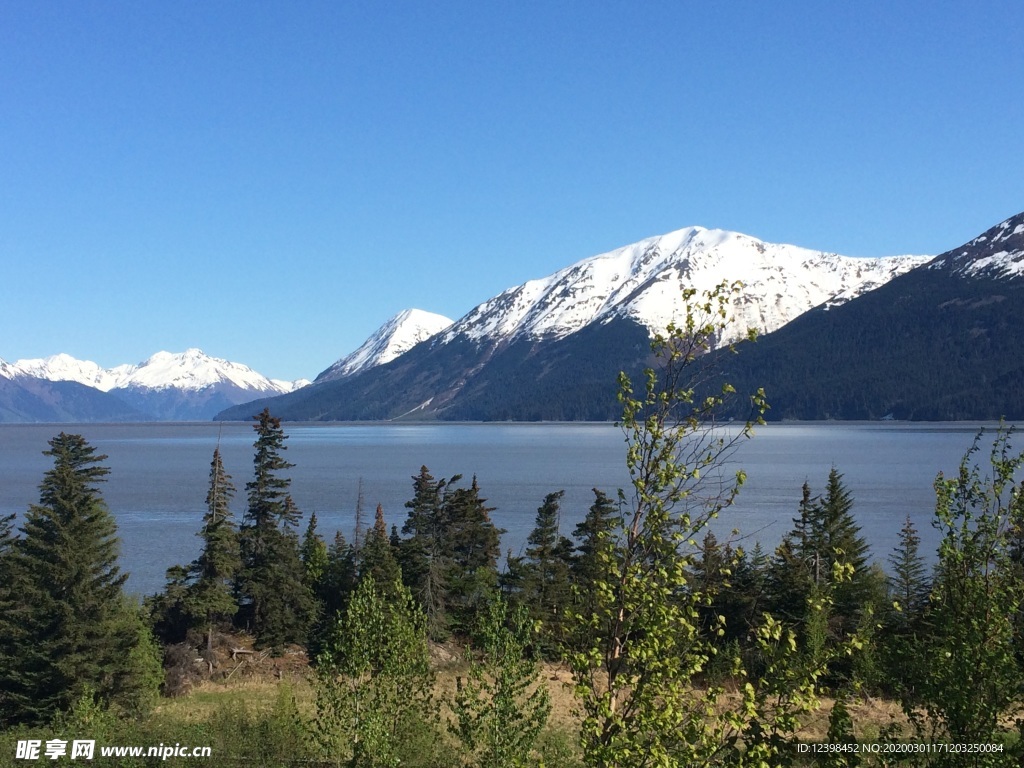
[713, 211, 1024, 421]
[1, 349, 308, 422]
[218, 225, 929, 422]
[0, 375, 147, 423]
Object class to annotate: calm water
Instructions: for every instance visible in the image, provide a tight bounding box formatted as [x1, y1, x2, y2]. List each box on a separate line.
[0, 421, 1007, 595]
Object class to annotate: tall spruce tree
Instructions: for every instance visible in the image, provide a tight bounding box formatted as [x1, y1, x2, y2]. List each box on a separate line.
[398, 466, 449, 634]
[237, 409, 315, 648]
[0, 512, 18, 721]
[398, 468, 502, 639]
[887, 514, 929, 628]
[568, 488, 620, 647]
[877, 513, 931, 701]
[359, 504, 403, 594]
[308, 530, 358, 659]
[149, 447, 240, 647]
[769, 469, 872, 637]
[0, 433, 151, 724]
[301, 511, 330, 596]
[517, 491, 574, 655]
[189, 448, 240, 650]
[442, 476, 502, 636]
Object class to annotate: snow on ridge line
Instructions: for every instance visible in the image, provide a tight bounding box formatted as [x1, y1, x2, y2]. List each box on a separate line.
[7, 349, 306, 394]
[318, 308, 454, 381]
[438, 225, 931, 348]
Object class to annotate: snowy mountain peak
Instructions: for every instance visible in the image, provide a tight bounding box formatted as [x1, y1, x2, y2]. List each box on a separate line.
[440, 226, 930, 349]
[118, 349, 302, 393]
[317, 309, 454, 382]
[928, 211, 1024, 279]
[7, 350, 306, 395]
[10, 353, 119, 390]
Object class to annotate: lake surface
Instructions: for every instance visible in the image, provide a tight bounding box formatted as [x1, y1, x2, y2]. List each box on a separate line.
[0, 421, 1008, 595]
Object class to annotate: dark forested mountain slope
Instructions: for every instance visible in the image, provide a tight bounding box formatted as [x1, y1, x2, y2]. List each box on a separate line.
[716, 212, 1024, 420]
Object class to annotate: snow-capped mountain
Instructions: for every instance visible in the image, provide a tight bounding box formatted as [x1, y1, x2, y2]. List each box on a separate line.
[441, 226, 928, 348]
[3, 349, 309, 422]
[317, 309, 453, 382]
[10, 353, 122, 390]
[217, 224, 932, 423]
[927, 212, 1024, 279]
[10, 349, 307, 394]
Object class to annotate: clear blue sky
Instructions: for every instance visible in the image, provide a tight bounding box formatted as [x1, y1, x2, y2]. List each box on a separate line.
[2, 1, 1022, 381]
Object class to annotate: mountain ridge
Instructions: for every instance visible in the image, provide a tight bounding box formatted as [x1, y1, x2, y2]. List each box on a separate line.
[316, 309, 453, 382]
[1, 349, 309, 422]
[217, 224, 934, 422]
[710, 210, 1024, 420]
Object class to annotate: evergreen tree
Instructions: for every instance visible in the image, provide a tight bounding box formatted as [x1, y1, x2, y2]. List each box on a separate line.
[887, 514, 930, 628]
[442, 476, 502, 636]
[397, 468, 503, 638]
[323, 531, 358, 615]
[516, 491, 574, 655]
[570, 489, 619, 589]
[818, 468, 872, 629]
[148, 563, 192, 644]
[398, 466, 451, 638]
[568, 488, 620, 650]
[0, 512, 18, 720]
[189, 448, 240, 650]
[0, 510, 14, 556]
[0, 433, 153, 724]
[768, 469, 872, 637]
[148, 447, 240, 648]
[308, 531, 358, 659]
[237, 409, 315, 648]
[359, 504, 403, 594]
[766, 533, 812, 624]
[690, 530, 730, 636]
[717, 543, 769, 646]
[301, 511, 330, 595]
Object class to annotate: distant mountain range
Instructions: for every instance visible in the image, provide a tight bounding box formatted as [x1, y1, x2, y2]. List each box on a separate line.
[216, 225, 938, 422]
[8, 212, 1021, 424]
[0, 349, 308, 422]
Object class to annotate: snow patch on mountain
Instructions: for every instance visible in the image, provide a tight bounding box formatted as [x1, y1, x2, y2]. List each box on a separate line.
[928, 212, 1024, 280]
[441, 226, 930, 348]
[318, 309, 453, 381]
[0, 357, 17, 380]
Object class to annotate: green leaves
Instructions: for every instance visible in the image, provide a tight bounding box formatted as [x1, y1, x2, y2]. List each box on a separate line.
[912, 424, 1024, 754]
[449, 596, 551, 768]
[314, 576, 435, 768]
[569, 282, 796, 767]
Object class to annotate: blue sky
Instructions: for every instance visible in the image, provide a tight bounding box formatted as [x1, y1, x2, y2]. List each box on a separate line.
[2, 1, 1022, 381]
